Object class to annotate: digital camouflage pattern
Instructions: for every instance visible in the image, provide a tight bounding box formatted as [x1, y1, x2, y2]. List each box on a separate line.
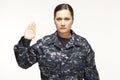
[14, 30, 99, 80]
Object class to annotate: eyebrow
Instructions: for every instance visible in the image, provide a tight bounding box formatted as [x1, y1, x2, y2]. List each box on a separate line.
[56, 17, 70, 20]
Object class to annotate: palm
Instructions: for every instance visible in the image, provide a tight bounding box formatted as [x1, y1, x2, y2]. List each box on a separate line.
[24, 22, 36, 40]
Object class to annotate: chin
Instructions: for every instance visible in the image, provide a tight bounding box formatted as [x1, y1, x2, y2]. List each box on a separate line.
[58, 30, 68, 34]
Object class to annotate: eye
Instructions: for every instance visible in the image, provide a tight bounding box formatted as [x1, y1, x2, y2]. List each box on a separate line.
[56, 18, 62, 21]
[64, 17, 70, 21]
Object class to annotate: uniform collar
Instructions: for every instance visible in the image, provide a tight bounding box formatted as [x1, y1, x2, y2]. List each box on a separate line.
[48, 30, 83, 49]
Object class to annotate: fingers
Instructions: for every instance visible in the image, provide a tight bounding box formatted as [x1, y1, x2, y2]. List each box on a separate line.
[27, 22, 36, 31]
[24, 22, 36, 40]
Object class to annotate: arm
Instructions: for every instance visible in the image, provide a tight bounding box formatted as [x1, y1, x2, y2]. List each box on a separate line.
[84, 40, 100, 80]
[14, 37, 38, 69]
[14, 22, 39, 69]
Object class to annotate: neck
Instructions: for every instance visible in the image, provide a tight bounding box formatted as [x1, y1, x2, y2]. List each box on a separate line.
[57, 31, 72, 39]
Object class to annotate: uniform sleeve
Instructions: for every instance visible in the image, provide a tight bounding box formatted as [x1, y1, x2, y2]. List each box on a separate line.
[84, 39, 100, 80]
[14, 37, 41, 69]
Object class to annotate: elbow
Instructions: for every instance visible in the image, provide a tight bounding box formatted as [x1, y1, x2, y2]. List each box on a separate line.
[17, 63, 29, 69]
[16, 61, 32, 69]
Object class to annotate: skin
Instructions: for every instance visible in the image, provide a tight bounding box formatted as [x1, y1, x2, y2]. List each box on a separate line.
[24, 9, 73, 39]
[54, 9, 73, 39]
[24, 22, 36, 40]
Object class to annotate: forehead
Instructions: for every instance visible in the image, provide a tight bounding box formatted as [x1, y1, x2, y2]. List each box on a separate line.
[55, 9, 72, 17]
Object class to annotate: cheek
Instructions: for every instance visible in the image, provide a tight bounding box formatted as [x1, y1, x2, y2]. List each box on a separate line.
[54, 20, 57, 24]
[54, 21, 59, 29]
[67, 22, 73, 27]
[54, 21, 60, 26]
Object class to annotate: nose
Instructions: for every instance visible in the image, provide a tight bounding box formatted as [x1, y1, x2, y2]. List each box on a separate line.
[61, 20, 65, 26]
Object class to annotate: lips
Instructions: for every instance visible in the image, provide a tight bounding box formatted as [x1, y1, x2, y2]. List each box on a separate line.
[60, 27, 66, 29]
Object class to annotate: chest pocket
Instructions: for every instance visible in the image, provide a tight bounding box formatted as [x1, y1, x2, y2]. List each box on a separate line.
[64, 47, 86, 71]
[38, 46, 61, 69]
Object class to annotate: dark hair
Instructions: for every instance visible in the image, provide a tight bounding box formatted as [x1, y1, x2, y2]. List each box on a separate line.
[54, 3, 74, 19]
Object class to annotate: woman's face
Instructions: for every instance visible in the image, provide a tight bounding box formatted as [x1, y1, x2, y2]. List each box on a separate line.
[54, 9, 73, 34]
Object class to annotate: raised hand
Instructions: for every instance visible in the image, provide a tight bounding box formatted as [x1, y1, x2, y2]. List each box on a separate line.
[24, 22, 36, 40]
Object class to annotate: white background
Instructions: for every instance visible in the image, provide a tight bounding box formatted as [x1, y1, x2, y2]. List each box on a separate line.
[0, 0, 120, 80]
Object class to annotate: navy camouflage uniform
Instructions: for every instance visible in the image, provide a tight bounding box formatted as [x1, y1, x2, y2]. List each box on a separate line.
[14, 30, 100, 80]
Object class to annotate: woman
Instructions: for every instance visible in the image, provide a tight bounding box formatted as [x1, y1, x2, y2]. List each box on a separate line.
[14, 3, 100, 80]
